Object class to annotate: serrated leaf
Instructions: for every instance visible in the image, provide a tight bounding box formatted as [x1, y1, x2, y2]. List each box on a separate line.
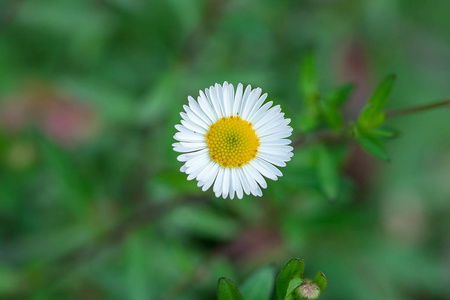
[276, 258, 305, 300]
[284, 276, 303, 299]
[355, 133, 390, 162]
[217, 278, 244, 300]
[240, 266, 275, 300]
[323, 83, 354, 107]
[313, 272, 327, 292]
[316, 146, 339, 200]
[299, 52, 318, 102]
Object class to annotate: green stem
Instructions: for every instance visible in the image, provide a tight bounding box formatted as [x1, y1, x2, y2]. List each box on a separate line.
[386, 99, 450, 118]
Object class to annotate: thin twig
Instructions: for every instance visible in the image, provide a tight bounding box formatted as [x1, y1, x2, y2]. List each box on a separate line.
[386, 99, 450, 118]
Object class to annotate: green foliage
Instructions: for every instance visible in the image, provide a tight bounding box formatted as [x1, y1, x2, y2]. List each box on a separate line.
[240, 266, 275, 300]
[276, 258, 305, 300]
[316, 146, 339, 200]
[313, 272, 327, 293]
[0, 1, 449, 299]
[218, 259, 326, 300]
[217, 278, 244, 300]
[320, 84, 354, 130]
[353, 75, 396, 161]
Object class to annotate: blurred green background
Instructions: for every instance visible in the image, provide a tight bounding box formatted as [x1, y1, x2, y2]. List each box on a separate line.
[1, 0, 450, 299]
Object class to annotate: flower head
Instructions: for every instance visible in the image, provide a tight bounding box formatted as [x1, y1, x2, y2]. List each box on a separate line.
[173, 82, 293, 199]
[297, 280, 321, 300]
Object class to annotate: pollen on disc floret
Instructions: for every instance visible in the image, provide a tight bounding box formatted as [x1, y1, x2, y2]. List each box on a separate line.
[206, 115, 260, 168]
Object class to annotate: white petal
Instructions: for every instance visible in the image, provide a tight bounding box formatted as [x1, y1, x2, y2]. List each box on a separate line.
[180, 120, 207, 135]
[253, 105, 281, 130]
[206, 87, 223, 119]
[249, 101, 273, 124]
[183, 105, 209, 129]
[231, 168, 243, 199]
[222, 168, 230, 199]
[232, 83, 244, 116]
[180, 141, 207, 148]
[238, 85, 252, 117]
[246, 163, 267, 189]
[174, 132, 205, 142]
[177, 149, 206, 163]
[199, 91, 218, 122]
[222, 82, 232, 117]
[213, 168, 225, 197]
[197, 161, 216, 182]
[241, 88, 261, 120]
[261, 139, 292, 146]
[188, 96, 212, 125]
[215, 83, 226, 118]
[260, 130, 293, 141]
[259, 145, 294, 155]
[173, 144, 203, 153]
[237, 168, 251, 196]
[257, 153, 287, 167]
[251, 159, 278, 180]
[187, 159, 210, 180]
[247, 93, 267, 122]
[184, 151, 209, 167]
[201, 163, 220, 191]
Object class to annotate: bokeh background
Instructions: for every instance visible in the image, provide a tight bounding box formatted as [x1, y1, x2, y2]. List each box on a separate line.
[1, 0, 450, 299]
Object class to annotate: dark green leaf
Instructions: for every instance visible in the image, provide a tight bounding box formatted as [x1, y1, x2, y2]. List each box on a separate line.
[323, 83, 354, 107]
[313, 272, 327, 292]
[276, 258, 305, 300]
[240, 266, 275, 300]
[217, 278, 244, 300]
[316, 146, 339, 200]
[299, 52, 318, 102]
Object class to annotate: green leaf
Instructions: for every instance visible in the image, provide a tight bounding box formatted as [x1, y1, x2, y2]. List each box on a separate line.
[299, 52, 318, 102]
[319, 101, 343, 130]
[240, 266, 276, 300]
[316, 146, 339, 200]
[323, 83, 354, 107]
[371, 127, 398, 139]
[298, 112, 320, 133]
[36, 134, 93, 215]
[358, 107, 385, 129]
[358, 75, 395, 129]
[276, 258, 305, 300]
[313, 272, 327, 292]
[284, 276, 303, 299]
[355, 132, 390, 162]
[217, 278, 244, 300]
[368, 74, 396, 111]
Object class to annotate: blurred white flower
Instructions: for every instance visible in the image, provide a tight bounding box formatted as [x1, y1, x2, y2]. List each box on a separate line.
[173, 82, 293, 199]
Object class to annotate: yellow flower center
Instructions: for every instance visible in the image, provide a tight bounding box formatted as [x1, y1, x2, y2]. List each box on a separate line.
[206, 116, 260, 168]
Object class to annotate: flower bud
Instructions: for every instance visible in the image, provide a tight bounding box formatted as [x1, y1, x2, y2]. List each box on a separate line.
[296, 279, 321, 300]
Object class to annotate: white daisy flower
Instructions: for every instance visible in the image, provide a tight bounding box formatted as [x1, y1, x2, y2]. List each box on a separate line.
[173, 82, 293, 199]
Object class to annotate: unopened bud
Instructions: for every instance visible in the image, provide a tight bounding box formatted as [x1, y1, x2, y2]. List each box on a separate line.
[297, 279, 321, 300]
